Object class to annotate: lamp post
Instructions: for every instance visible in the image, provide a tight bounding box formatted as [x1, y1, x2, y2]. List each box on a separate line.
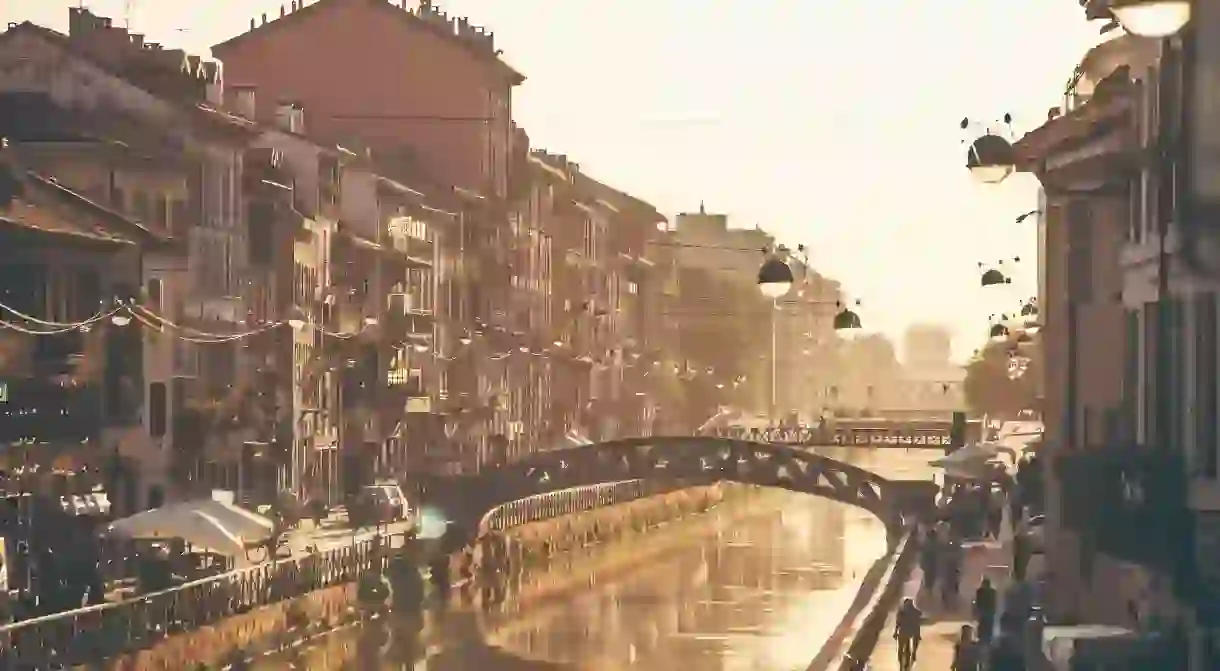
[757, 253, 794, 423]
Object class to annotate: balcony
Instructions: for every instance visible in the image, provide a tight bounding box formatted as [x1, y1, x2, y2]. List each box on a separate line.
[1056, 445, 1189, 573]
[32, 331, 87, 375]
[385, 292, 434, 334]
[385, 220, 433, 268]
[0, 379, 102, 445]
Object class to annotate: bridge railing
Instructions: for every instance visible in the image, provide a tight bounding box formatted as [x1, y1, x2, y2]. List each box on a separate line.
[0, 530, 411, 669]
[478, 479, 674, 534]
[709, 427, 832, 443]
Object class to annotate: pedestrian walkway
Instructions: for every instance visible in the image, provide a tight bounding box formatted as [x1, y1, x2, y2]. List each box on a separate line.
[868, 540, 1011, 670]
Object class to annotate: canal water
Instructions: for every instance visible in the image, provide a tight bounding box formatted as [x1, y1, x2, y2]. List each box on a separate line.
[262, 448, 938, 670]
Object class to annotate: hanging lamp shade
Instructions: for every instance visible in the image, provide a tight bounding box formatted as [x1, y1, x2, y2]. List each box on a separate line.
[966, 134, 1016, 184]
[981, 268, 1007, 287]
[286, 306, 308, 330]
[1109, 0, 1191, 38]
[757, 256, 795, 298]
[1020, 301, 1038, 317]
[989, 323, 1010, 340]
[833, 307, 863, 331]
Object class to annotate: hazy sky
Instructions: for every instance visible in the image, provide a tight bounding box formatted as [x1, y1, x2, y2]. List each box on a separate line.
[5, 1, 1104, 359]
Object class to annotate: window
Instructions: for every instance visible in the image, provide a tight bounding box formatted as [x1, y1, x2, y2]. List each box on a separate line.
[133, 191, 150, 223]
[1066, 201, 1094, 302]
[149, 382, 167, 437]
[154, 194, 168, 227]
[1144, 302, 1160, 444]
[1195, 294, 1218, 477]
[1123, 309, 1140, 437]
[170, 199, 188, 237]
[146, 278, 163, 317]
[1168, 298, 1187, 452]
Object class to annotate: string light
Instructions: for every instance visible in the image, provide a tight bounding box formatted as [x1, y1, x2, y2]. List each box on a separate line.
[0, 302, 114, 328]
[0, 307, 123, 335]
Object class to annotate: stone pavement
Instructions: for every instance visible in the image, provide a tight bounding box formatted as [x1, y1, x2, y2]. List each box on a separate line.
[867, 540, 1012, 670]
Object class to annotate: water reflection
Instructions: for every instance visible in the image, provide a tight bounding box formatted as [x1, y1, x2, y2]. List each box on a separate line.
[269, 447, 947, 671]
[493, 492, 882, 670]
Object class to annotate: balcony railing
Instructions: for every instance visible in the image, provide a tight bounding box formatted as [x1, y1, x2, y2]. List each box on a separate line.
[31, 332, 86, 375]
[0, 380, 102, 445]
[1056, 445, 1189, 573]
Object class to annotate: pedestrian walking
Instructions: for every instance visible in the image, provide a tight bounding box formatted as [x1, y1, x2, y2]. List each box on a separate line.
[920, 528, 940, 598]
[1012, 531, 1030, 582]
[988, 620, 1027, 671]
[951, 624, 982, 671]
[893, 597, 923, 671]
[974, 577, 998, 643]
[942, 537, 962, 607]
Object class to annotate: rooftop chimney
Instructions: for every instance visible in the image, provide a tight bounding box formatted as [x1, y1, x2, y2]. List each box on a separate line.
[275, 101, 304, 134]
[232, 86, 256, 120]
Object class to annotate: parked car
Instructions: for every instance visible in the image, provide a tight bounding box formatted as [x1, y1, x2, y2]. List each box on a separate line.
[348, 483, 416, 532]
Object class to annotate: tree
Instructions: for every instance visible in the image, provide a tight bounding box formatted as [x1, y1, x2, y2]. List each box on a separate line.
[670, 267, 771, 426]
[962, 339, 1041, 419]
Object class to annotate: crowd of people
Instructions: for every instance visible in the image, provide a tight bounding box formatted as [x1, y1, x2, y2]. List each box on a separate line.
[889, 456, 1044, 671]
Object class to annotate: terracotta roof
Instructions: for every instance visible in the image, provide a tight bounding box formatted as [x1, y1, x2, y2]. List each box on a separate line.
[0, 23, 256, 141]
[211, 0, 525, 85]
[0, 167, 171, 247]
[1013, 89, 1134, 167]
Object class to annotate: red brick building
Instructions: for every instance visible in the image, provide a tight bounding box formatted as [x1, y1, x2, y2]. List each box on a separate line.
[211, 0, 523, 197]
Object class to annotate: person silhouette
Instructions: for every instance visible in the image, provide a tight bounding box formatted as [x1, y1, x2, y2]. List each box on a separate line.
[893, 597, 924, 670]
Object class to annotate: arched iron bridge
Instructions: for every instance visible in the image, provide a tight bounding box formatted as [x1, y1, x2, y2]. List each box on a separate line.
[427, 436, 939, 539]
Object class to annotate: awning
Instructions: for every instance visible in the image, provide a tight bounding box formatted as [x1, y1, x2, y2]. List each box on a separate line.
[1042, 625, 1166, 671]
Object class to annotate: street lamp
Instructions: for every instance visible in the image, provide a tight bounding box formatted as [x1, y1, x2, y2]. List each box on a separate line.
[287, 307, 308, 331]
[833, 304, 863, 331]
[963, 115, 1017, 184]
[756, 253, 793, 424]
[110, 313, 131, 327]
[757, 255, 794, 299]
[1109, 0, 1191, 38]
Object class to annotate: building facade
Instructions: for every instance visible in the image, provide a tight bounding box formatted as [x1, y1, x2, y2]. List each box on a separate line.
[1009, 17, 1220, 665]
[0, 9, 253, 509]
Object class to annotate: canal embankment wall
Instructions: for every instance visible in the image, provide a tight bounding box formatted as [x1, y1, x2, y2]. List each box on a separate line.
[78, 481, 732, 670]
[806, 526, 918, 671]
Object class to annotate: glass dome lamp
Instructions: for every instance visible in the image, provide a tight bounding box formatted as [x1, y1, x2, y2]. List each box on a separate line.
[966, 133, 1016, 184]
[1110, 0, 1191, 38]
[757, 256, 794, 299]
[110, 313, 132, 327]
[989, 323, 1010, 341]
[981, 268, 1008, 287]
[833, 306, 863, 331]
[286, 307, 308, 331]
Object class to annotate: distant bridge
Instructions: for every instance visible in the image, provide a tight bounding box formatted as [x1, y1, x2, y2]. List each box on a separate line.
[713, 416, 983, 448]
